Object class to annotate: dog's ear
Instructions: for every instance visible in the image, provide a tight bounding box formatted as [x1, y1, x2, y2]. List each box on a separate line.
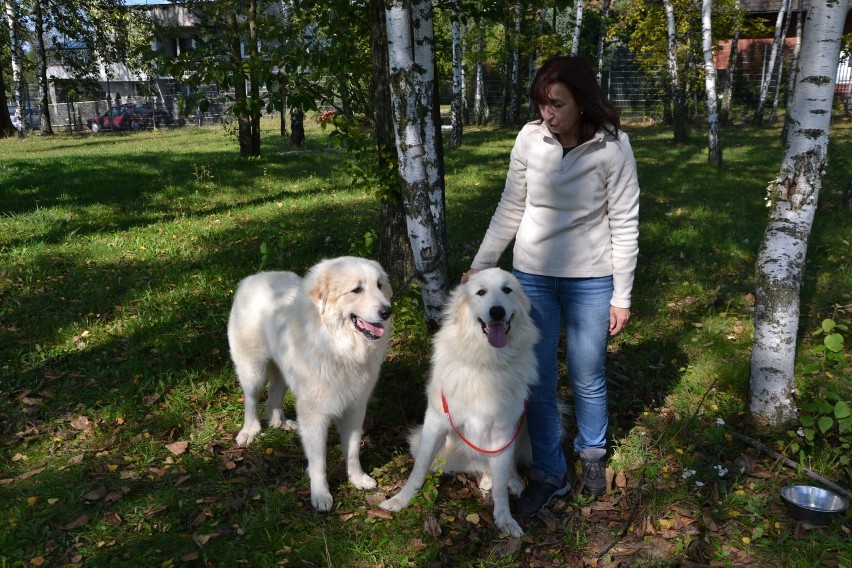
[310, 273, 329, 314]
[381, 271, 393, 301]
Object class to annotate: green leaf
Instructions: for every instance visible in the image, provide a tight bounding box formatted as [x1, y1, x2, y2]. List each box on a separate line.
[799, 415, 815, 427]
[821, 319, 836, 333]
[803, 428, 815, 442]
[824, 333, 844, 353]
[835, 401, 851, 420]
[817, 416, 834, 434]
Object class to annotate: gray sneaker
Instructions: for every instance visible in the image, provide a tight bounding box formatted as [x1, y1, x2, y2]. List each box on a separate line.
[579, 448, 607, 496]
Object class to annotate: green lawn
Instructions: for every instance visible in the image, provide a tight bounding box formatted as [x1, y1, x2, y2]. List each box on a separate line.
[1, 118, 850, 567]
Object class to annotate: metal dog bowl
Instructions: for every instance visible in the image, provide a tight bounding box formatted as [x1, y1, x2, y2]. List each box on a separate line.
[780, 485, 849, 525]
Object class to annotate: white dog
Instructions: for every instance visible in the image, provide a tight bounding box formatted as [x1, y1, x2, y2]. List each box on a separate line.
[380, 268, 539, 537]
[228, 256, 393, 512]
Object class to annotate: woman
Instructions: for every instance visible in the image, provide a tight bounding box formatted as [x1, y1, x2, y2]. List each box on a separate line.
[462, 56, 640, 516]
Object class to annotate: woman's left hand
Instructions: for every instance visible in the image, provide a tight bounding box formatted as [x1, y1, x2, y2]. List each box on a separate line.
[609, 306, 630, 336]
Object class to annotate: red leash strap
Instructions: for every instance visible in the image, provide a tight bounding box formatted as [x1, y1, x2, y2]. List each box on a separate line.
[441, 390, 527, 455]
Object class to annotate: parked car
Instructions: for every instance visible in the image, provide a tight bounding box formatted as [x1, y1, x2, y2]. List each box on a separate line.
[7, 104, 41, 131]
[86, 104, 174, 132]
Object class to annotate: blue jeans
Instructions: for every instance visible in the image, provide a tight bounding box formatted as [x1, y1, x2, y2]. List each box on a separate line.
[513, 270, 612, 480]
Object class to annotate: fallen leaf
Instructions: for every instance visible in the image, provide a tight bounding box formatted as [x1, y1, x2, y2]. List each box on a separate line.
[192, 533, 219, 546]
[48, 498, 59, 505]
[70, 416, 91, 430]
[166, 441, 189, 456]
[423, 516, 442, 537]
[12, 453, 28, 462]
[83, 487, 108, 501]
[26, 496, 38, 506]
[367, 508, 392, 520]
[30, 556, 45, 566]
[465, 512, 480, 525]
[104, 487, 131, 503]
[65, 514, 91, 529]
[103, 511, 123, 525]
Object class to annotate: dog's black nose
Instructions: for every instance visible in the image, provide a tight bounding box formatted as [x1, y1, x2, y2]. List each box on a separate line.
[489, 305, 505, 321]
[379, 305, 393, 321]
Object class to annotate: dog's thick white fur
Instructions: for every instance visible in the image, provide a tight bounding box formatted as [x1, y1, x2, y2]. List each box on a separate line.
[228, 256, 393, 512]
[380, 268, 539, 537]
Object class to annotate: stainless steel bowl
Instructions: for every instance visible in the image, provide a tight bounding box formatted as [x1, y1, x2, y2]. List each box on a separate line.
[780, 485, 849, 525]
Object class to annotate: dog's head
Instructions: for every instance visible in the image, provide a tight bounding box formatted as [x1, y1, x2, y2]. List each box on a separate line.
[444, 268, 535, 349]
[307, 256, 393, 341]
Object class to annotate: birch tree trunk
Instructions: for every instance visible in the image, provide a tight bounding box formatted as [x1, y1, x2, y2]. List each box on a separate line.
[571, 0, 584, 57]
[450, 1, 463, 148]
[596, 0, 612, 83]
[510, 2, 521, 125]
[769, 0, 795, 123]
[33, 0, 54, 135]
[4, 0, 24, 135]
[473, 28, 489, 125]
[702, 0, 721, 166]
[385, 0, 449, 332]
[248, 0, 261, 156]
[370, 0, 414, 292]
[749, 0, 849, 427]
[719, 0, 741, 126]
[752, 0, 789, 126]
[664, 0, 687, 142]
[781, 0, 804, 143]
[0, 60, 18, 137]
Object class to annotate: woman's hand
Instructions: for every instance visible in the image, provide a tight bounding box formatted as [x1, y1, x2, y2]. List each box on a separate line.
[609, 306, 630, 336]
[460, 268, 480, 284]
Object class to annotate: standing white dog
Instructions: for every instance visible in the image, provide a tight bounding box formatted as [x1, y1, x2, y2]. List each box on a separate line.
[380, 268, 539, 537]
[228, 256, 393, 512]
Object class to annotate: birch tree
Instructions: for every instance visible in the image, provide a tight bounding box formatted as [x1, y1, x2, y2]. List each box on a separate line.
[0, 60, 18, 137]
[752, 0, 789, 126]
[472, 27, 489, 125]
[749, 0, 849, 427]
[596, 0, 611, 83]
[719, 0, 741, 126]
[449, 0, 463, 147]
[781, 0, 804, 143]
[701, 0, 720, 166]
[3, 0, 24, 134]
[570, 0, 584, 57]
[385, 0, 449, 331]
[664, 0, 687, 142]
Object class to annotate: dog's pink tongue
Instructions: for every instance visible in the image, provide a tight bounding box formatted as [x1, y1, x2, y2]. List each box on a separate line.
[486, 323, 509, 348]
[358, 318, 385, 337]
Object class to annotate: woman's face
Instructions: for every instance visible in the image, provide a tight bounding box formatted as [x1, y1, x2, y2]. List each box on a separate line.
[539, 82, 581, 139]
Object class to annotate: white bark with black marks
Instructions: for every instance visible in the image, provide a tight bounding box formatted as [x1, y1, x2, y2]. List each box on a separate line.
[385, 0, 449, 331]
[750, 0, 849, 427]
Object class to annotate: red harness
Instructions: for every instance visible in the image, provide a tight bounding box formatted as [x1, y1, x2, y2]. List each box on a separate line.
[441, 390, 527, 455]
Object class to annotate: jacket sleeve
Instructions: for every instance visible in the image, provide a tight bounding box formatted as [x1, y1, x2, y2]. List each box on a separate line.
[606, 133, 641, 309]
[471, 130, 529, 270]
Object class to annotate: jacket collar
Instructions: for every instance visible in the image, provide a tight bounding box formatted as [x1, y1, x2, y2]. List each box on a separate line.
[530, 120, 606, 147]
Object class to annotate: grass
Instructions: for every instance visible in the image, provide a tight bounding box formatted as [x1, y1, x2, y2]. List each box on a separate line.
[1, 116, 850, 567]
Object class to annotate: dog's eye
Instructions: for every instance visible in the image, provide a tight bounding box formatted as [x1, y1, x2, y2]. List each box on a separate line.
[502, 286, 513, 294]
[351, 285, 363, 294]
[376, 280, 383, 290]
[476, 289, 487, 296]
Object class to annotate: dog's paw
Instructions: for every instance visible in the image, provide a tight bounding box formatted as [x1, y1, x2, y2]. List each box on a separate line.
[235, 426, 260, 447]
[379, 495, 408, 512]
[495, 514, 524, 538]
[268, 416, 299, 431]
[349, 473, 377, 490]
[311, 489, 334, 512]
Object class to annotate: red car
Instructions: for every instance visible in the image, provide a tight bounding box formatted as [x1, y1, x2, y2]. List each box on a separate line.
[87, 104, 174, 132]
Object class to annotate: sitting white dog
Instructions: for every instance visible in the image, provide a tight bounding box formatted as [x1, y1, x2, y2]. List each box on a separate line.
[381, 268, 539, 537]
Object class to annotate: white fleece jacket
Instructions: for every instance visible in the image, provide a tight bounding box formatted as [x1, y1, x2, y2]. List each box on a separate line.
[471, 121, 640, 308]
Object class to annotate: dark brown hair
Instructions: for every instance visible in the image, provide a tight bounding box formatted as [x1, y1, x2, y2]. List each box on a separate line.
[530, 56, 620, 143]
